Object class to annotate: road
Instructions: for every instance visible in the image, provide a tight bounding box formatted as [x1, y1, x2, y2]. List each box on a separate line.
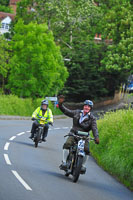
[0, 118, 132, 200]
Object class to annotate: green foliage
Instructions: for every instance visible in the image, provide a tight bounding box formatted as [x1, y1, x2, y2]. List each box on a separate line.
[0, 0, 9, 6]
[15, 0, 118, 101]
[8, 19, 68, 98]
[1, 0, 132, 102]
[16, 0, 101, 43]
[0, 5, 13, 13]
[0, 95, 62, 116]
[62, 41, 108, 102]
[0, 35, 10, 92]
[90, 109, 133, 190]
[100, 0, 133, 86]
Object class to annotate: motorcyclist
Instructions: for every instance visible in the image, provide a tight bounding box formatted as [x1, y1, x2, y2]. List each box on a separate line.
[58, 95, 99, 173]
[29, 100, 53, 142]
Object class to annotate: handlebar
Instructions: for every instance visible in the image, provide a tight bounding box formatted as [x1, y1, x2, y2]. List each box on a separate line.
[31, 117, 53, 126]
[32, 117, 46, 121]
[64, 133, 94, 141]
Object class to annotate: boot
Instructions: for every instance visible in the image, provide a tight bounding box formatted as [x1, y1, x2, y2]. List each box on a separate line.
[81, 155, 89, 174]
[59, 149, 69, 170]
[42, 138, 46, 142]
[29, 132, 34, 139]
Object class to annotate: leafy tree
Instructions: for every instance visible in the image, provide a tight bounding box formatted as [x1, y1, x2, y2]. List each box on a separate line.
[15, 0, 104, 101]
[0, 5, 13, 13]
[62, 41, 108, 102]
[0, 35, 10, 93]
[8, 19, 68, 98]
[16, 0, 132, 101]
[16, 0, 101, 43]
[99, 0, 133, 90]
[0, 0, 10, 6]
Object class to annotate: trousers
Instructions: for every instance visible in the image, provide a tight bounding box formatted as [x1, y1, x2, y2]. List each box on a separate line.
[31, 120, 49, 139]
[63, 136, 90, 155]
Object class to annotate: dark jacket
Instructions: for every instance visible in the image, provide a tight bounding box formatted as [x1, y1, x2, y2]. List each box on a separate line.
[59, 103, 99, 139]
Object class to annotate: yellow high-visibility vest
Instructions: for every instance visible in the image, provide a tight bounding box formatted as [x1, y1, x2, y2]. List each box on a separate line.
[32, 107, 53, 123]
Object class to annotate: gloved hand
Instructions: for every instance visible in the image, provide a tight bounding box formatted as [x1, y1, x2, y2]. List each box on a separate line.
[48, 122, 53, 126]
[41, 117, 45, 120]
[31, 117, 36, 121]
[58, 95, 65, 104]
[95, 137, 99, 144]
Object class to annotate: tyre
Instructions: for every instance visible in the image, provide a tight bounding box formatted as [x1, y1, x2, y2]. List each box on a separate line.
[34, 129, 41, 148]
[72, 156, 83, 183]
[34, 139, 38, 148]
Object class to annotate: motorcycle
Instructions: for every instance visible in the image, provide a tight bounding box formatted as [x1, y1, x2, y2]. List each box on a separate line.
[61, 131, 94, 183]
[32, 117, 47, 148]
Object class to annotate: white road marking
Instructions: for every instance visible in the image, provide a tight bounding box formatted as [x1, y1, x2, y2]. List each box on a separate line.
[4, 142, 10, 151]
[62, 127, 69, 129]
[9, 136, 16, 141]
[3, 127, 70, 192]
[17, 132, 25, 136]
[12, 170, 32, 191]
[54, 128, 61, 130]
[4, 154, 11, 165]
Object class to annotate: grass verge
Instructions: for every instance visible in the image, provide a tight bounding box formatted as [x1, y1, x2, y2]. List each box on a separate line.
[90, 109, 133, 191]
[0, 95, 62, 116]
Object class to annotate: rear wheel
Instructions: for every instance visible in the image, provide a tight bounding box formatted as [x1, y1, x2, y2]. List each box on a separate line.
[72, 156, 83, 183]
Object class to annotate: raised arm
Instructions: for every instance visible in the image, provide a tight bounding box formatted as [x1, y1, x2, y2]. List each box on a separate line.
[58, 95, 76, 118]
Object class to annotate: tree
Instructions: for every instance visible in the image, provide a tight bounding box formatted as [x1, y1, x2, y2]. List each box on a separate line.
[0, 0, 10, 6]
[100, 0, 133, 90]
[0, 35, 10, 93]
[18, 0, 128, 101]
[0, 5, 13, 13]
[16, 0, 101, 43]
[62, 41, 108, 102]
[8, 19, 68, 98]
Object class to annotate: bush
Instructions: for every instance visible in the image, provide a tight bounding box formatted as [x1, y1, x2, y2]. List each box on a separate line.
[90, 109, 133, 190]
[0, 95, 62, 116]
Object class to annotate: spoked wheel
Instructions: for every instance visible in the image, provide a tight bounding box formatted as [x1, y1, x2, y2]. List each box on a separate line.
[72, 156, 83, 183]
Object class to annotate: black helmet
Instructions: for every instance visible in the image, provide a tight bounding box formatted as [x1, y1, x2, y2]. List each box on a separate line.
[84, 100, 93, 109]
[41, 100, 49, 106]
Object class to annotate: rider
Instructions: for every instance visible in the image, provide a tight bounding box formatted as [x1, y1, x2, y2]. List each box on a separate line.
[58, 95, 99, 172]
[29, 100, 53, 141]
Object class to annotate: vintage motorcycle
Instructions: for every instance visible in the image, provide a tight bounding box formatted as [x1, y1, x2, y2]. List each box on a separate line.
[61, 131, 94, 183]
[32, 117, 47, 148]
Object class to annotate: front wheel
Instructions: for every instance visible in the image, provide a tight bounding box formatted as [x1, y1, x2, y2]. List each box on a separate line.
[34, 129, 42, 148]
[72, 156, 83, 183]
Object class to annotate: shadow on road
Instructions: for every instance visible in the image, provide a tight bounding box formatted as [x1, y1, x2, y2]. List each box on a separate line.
[40, 169, 72, 182]
[12, 140, 33, 147]
[78, 179, 132, 198]
[12, 140, 59, 152]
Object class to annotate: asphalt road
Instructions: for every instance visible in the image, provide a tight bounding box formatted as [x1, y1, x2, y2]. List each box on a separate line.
[0, 118, 132, 200]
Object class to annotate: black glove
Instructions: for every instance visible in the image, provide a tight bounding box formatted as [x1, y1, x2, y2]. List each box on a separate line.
[48, 122, 53, 126]
[31, 117, 36, 121]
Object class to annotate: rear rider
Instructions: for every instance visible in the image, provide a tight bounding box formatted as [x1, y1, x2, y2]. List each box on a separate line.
[29, 100, 53, 141]
[58, 95, 99, 173]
